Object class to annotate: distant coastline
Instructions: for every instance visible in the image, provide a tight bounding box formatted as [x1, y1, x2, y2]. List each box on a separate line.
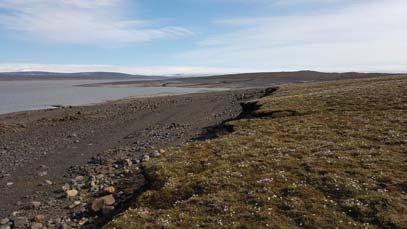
[81, 71, 400, 89]
[0, 71, 167, 81]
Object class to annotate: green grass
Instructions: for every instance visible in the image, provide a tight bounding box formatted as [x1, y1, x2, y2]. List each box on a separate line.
[106, 76, 407, 228]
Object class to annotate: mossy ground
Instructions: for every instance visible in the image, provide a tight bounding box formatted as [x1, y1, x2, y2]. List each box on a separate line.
[106, 76, 407, 228]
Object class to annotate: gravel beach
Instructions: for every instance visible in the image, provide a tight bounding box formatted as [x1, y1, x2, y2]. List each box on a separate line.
[0, 87, 270, 228]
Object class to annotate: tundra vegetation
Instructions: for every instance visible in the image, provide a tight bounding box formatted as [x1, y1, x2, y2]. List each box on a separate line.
[106, 76, 407, 228]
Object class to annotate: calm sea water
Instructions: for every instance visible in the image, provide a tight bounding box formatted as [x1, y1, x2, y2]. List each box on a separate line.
[0, 80, 209, 115]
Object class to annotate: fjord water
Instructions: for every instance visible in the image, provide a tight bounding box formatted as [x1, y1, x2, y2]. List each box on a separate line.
[0, 80, 206, 115]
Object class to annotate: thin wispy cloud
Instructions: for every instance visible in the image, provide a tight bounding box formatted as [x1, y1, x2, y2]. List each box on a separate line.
[0, 0, 192, 44]
[0, 0, 406, 74]
[179, 0, 407, 72]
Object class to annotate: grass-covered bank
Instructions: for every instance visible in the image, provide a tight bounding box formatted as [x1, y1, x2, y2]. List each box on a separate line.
[106, 76, 407, 228]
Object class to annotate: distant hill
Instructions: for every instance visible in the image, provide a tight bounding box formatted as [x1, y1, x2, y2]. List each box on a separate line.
[89, 70, 398, 88]
[0, 71, 167, 80]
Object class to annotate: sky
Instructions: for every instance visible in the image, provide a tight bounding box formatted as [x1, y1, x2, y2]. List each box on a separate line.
[0, 0, 406, 75]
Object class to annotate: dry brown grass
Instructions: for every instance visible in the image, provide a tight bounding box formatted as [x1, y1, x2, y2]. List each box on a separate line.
[106, 76, 407, 228]
[0, 122, 19, 134]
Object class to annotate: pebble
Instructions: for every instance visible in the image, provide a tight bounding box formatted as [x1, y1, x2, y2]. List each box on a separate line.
[0, 218, 9, 225]
[142, 155, 150, 162]
[74, 176, 85, 183]
[68, 133, 77, 138]
[30, 201, 41, 209]
[37, 171, 48, 177]
[96, 174, 104, 179]
[151, 150, 161, 158]
[78, 218, 88, 226]
[91, 194, 115, 212]
[44, 180, 53, 185]
[34, 215, 45, 223]
[60, 223, 71, 229]
[104, 186, 115, 194]
[30, 222, 43, 229]
[13, 217, 29, 227]
[125, 159, 132, 167]
[69, 201, 81, 209]
[62, 183, 70, 191]
[90, 181, 97, 189]
[6, 182, 13, 186]
[66, 189, 78, 198]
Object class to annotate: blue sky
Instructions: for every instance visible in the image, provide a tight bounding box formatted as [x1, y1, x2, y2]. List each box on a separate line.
[0, 0, 406, 75]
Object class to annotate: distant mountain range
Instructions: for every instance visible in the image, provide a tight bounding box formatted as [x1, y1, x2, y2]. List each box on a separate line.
[0, 71, 167, 80]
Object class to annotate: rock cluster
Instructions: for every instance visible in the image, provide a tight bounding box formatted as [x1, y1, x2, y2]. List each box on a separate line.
[0, 148, 165, 228]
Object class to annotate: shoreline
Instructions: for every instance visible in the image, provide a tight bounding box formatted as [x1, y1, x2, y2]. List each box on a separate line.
[0, 87, 270, 227]
[0, 88, 228, 117]
[0, 77, 229, 116]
